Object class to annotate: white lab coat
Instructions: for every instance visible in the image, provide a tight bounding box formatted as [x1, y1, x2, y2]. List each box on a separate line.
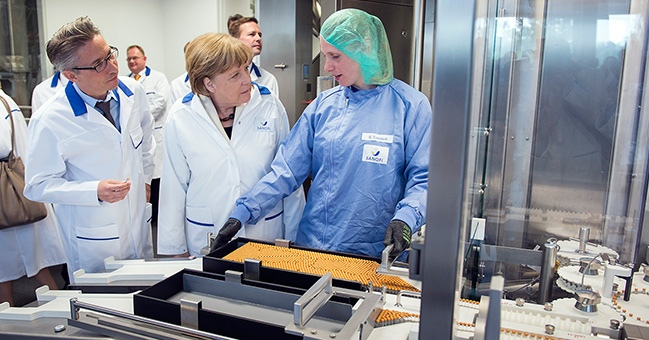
[130, 67, 170, 179]
[168, 72, 191, 108]
[157, 85, 305, 256]
[0, 89, 66, 283]
[250, 62, 280, 97]
[31, 71, 69, 113]
[24, 77, 156, 280]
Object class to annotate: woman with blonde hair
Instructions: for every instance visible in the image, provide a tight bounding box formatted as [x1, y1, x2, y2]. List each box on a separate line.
[157, 33, 304, 257]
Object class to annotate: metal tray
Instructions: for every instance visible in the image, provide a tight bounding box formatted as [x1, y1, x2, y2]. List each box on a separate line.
[133, 268, 381, 340]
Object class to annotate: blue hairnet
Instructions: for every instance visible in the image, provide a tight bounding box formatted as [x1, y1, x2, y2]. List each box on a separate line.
[320, 8, 393, 86]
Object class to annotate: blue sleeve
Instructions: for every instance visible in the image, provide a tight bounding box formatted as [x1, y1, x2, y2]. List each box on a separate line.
[392, 96, 431, 232]
[233, 102, 316, 224]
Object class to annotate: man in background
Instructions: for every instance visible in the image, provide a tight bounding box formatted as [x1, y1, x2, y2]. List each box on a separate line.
[168, 42, 192, 106]
[127, 45, 169, 225]
[229, 16, 279, 96]
[227, 13, 242, 29]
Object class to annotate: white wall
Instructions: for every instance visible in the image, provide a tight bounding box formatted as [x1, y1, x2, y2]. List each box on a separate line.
[42, 0, 166, 76]
[41, 0, 254, 81]
[161, 0, 253, 80]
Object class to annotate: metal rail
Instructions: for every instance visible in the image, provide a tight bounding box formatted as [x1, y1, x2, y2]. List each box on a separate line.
[69, 298, 232, 340]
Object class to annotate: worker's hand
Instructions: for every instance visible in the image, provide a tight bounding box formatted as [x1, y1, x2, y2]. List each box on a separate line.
[383, 220, 412, 257]
[97, 179, 131, 203]
[210, 218, 242, 252]
[145, 183, 151, 203]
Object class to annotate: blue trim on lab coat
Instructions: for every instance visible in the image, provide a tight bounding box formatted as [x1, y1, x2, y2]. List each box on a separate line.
[51, 71, 60, 87]
[182, 92, 194, 103]
[253, 82, 271, 95]
[250, 62, 261, 77]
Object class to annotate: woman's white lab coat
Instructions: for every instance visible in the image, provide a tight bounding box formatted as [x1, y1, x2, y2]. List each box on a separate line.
[157, 85, 304, 256]
[24, 78, 156, 277]
[0, 90, 66, 283]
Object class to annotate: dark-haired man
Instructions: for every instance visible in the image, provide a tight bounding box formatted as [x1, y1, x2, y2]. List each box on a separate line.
[24, 17, 156, 280]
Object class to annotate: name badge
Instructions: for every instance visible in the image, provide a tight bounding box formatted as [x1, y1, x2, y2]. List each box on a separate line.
[362, 145, 389, 165]
[362, 133, 393, 143]
[255, 117, 273, 132]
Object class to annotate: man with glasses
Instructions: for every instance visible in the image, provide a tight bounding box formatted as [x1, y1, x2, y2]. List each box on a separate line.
[24, 17, 156, 281]
[126, 45, 169, 226]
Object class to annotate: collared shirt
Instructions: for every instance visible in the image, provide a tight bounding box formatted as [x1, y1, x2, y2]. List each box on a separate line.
[72, 83, 121, 132]
[129, 66, 150, 80]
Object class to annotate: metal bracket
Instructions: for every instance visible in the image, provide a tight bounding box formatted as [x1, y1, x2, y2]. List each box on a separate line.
[180, 299, 201, 329]
[201, 232, 217, 255]
[244, 258, 261, 281]
[224, 270, 243, 283]
[376, 245, 409, 276]
[293, 273, 333, 327]
[275, 239, 291, 248]
[285, 272, 382, 340]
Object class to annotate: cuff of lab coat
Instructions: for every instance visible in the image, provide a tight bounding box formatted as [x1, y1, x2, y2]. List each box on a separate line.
[392, 208, 416, 232]
[90, 180, 103, 205]
[231, 204, 252, 224]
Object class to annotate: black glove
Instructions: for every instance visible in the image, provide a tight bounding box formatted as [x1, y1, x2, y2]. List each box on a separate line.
[210, 218, 242, 252]
[383, 220, 412, 257]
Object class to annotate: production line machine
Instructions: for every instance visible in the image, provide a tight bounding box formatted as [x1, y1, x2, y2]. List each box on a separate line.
[0, 237, 423, 340]
[0, 229, 647, 339]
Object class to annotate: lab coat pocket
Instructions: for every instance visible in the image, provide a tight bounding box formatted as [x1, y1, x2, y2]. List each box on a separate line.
[129, 126, 144, 150]
[185, 205, 215, 254]
[76, 223, 120, 273]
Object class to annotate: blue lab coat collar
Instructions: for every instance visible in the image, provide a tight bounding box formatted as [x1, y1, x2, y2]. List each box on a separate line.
[66, 80, 132, 116]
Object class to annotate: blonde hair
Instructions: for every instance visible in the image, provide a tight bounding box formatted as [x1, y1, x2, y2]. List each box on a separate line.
[186, 33, 253, 96]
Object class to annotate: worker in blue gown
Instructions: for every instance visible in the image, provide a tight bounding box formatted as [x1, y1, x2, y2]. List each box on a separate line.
[214, 8, 431, 259]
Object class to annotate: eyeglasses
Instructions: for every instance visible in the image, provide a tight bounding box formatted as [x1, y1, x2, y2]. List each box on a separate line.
[73, 46, 119, 73]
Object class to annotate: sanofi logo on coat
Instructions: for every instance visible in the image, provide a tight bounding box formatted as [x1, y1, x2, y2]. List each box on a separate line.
[362, 145, 389, 164]
[256, 118, 272, 131]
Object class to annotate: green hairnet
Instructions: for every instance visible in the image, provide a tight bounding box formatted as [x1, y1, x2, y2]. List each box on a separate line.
[320, 8, 393, 86]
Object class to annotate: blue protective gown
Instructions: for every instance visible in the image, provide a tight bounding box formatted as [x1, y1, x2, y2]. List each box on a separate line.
[235, 78, 431, 257]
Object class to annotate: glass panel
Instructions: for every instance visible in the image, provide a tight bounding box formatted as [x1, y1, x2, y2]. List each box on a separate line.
[530, 0, 628, 252]
[467, 0, 647, 297]
[0, 0, 41, 117]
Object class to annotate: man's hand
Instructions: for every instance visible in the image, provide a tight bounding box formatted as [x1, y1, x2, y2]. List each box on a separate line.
[145, 183, 151, 203]
[210, 218, 242, 252]
[383, 220, 412, 257]
[97, 179, 131, 203]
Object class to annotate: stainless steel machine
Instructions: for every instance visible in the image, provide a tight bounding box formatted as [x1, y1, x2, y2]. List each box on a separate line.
[422, 0, 649, 338]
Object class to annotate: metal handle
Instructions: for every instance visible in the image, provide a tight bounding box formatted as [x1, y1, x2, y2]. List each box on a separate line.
[410, 0, 425, 89]
[274, 63, 287, 69]
[538, 242, 558, 304]
[395, 290, 421, 307]
[69, 298, 228, 340]
[578, 227, 590, 254]
[293, 273, 333, 327]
